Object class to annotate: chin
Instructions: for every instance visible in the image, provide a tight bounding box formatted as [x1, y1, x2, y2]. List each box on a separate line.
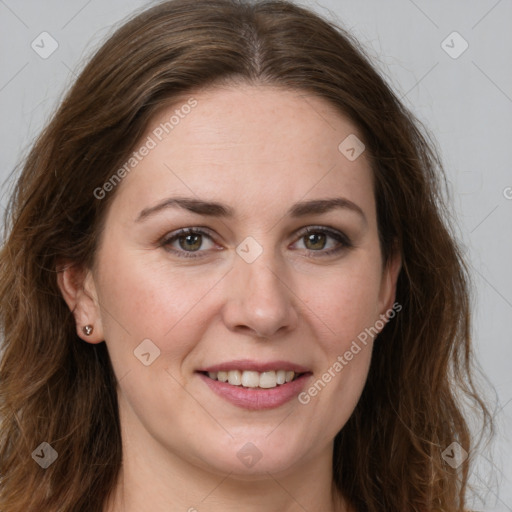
[184, 433, 308, 477]
[206, 452, 302, 479]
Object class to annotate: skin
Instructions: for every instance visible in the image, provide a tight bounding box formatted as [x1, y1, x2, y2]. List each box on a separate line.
[58, 84, 401, 512]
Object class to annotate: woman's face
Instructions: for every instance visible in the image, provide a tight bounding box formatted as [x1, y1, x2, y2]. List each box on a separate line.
[78, 84, 400, 477]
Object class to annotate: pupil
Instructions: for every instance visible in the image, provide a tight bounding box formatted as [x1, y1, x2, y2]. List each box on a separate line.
[180, 234, 201, 251]
[306, 232, 325, 250]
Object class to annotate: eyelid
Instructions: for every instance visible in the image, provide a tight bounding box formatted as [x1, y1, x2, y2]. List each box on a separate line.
[293, 225, 352, 247]
[158, 227, 219, 258]
[159, 225, 352, 258]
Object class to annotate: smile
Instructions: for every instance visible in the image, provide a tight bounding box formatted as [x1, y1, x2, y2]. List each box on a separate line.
[202, 369, 302, 389]
[197, 361, 312, 410]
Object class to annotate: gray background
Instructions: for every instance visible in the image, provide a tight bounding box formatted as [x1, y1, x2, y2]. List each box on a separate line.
[1, 0, 511, 509]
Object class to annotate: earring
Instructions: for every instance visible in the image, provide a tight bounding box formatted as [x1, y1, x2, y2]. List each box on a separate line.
[82, 325, 94, 336]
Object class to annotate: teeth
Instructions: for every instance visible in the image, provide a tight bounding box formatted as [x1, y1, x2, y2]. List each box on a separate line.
[205, 369, 300, 388]
[259, 371, 277, 389]
[241, 371, 260, 388]
[227, 370, 242, 386]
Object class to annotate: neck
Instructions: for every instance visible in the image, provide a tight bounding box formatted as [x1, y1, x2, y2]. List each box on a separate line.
[105, 466, 348, 512]
[103, 401, 350, 512]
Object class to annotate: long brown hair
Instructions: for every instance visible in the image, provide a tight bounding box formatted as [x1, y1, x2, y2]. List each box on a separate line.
[0, 0, 493, 510]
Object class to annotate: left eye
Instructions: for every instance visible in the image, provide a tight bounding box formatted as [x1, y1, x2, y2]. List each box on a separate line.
[160, 226, 350, 258]
[292, 226, 351, 256]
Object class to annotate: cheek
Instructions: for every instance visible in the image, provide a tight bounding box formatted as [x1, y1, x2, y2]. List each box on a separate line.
[296, 268, 379, 437]
[97, 245, 225, 338]
[95, 249, 225, 383]
[301, 256, 383, 348]
[294, 253, 382, 414]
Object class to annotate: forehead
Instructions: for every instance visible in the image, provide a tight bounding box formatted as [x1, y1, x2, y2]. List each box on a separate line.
[105, 84, 376, 226]
[150, 84, 363, 165]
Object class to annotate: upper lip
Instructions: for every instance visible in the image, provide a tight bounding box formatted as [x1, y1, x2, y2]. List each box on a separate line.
[198, 359, 311, 373]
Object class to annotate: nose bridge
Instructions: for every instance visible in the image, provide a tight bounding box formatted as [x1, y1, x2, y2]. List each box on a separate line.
[222, 237, 298, 338]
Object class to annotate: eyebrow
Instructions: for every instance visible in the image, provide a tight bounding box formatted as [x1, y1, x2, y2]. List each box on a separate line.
[136, 196, 367, 224]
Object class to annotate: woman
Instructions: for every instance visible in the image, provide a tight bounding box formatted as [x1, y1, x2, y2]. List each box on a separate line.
[0, 0, 493, 510]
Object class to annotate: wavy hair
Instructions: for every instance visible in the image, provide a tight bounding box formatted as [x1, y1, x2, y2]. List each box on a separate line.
[0, 0, 493, 510]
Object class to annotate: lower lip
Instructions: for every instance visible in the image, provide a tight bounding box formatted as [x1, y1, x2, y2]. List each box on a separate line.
[198, 373, 311, 410]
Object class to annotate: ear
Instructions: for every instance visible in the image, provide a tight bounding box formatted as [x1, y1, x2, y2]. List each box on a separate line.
[377, 247, 402, 317]
[56, 260, 104, 344]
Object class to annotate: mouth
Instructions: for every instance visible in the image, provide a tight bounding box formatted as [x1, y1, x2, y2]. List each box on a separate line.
[199, 369, 305, 389]
[196, 362, 312, 410]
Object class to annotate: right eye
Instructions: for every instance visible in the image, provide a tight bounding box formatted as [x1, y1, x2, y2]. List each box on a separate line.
[160, 227, 219, 258]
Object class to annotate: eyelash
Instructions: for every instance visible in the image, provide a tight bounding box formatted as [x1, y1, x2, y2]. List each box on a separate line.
[158, 226, 352, 259]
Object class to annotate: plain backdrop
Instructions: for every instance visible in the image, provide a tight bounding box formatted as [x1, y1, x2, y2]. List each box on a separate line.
[1, 0, 511, 509]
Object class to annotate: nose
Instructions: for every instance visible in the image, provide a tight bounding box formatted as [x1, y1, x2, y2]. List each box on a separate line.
[221, 249, 299, 339]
